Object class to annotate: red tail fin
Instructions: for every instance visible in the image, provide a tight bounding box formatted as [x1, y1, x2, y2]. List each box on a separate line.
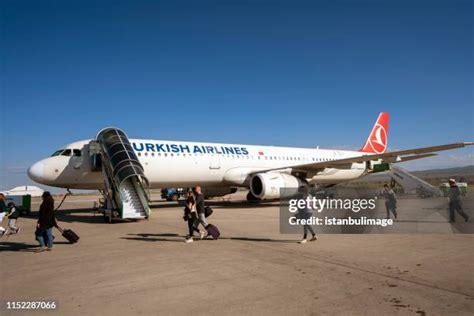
[359, 112, 389, 154]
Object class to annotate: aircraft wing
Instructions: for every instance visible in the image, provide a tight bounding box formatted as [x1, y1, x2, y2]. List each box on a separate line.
[250, 142, 474, 174]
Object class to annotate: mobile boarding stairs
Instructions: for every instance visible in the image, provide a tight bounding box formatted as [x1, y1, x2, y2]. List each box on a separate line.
[89, 128, 151, 223]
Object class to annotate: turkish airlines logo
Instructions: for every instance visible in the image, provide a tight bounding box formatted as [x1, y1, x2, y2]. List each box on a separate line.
[367, 123, 387, 154]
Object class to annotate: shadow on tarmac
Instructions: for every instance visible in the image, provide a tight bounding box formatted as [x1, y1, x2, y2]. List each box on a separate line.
[149, 203, 183, 209]
[149, 201, 277, 210]
[0, 241, 71, 252]
[55, 208, 144, 224]
[122, 233, 296, 243]
[207, 201, 278, 209]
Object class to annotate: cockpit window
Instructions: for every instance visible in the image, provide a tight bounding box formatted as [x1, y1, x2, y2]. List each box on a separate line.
[51, 150, 64, 157]
[61, 149, 72, 156]
[73, 149, 82, 157]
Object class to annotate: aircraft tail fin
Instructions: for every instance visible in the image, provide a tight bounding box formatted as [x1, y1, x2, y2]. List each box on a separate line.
[359, 112, 389, 154]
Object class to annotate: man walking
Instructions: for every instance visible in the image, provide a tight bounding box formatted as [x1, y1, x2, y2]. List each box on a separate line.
[448, 179, 469, 223]
[383, 184, 397, 219]
[193, 186, 208, 238]
[297, 186, 317, 244]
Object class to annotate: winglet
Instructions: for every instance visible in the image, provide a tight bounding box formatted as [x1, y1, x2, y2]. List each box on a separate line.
[359, 112, 390, 154]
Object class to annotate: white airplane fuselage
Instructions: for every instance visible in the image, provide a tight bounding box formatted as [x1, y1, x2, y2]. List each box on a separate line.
[27, 139, 369, 190]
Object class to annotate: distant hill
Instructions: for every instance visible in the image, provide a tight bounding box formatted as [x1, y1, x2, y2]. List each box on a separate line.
[411, 165, 474, 179]
[351, 165, 474, 186]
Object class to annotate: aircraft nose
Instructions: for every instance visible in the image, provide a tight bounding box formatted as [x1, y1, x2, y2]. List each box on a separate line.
[27, 161, 45, 183]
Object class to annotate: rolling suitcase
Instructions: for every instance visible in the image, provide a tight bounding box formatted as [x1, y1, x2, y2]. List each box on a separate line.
[59, 227, 79, 243]
[205, 223, 220, 240]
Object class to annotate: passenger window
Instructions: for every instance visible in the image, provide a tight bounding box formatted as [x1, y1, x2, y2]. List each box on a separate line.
[61, 149, 72, 156]
[73, 149, 82, 157]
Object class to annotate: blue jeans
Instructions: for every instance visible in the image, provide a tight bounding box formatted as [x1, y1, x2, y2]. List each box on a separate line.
[449, 201, 469, 222]
[300, 211, 315, 238]
[36, 227, 54, 248]
[193, 213, 208, 229]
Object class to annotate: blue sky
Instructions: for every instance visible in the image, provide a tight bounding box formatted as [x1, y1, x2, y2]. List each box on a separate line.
[1, 0, 473, 190]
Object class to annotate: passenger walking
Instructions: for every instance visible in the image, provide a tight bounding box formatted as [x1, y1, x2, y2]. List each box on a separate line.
[193, 186, 209, 237]
[383, 184, 397, 219]
[6, 202, 21, 234]
[448, 179, 469, 223]
[297, 186, 317, 244]
[0, 193, 7, 237]
[35, 192, 59, 252]
[183, 190, 203, 243]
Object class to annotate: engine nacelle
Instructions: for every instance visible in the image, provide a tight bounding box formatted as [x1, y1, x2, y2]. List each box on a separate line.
[250, 173, 305, 200]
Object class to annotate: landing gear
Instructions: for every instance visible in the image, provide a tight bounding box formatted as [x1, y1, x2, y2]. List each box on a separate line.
[98, 191, 118, 223]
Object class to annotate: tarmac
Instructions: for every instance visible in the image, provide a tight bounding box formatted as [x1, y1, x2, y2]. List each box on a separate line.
[0, 192, 473, 315]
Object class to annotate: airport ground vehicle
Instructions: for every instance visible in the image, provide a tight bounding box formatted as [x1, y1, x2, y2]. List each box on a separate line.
[5, 194, 32, 215]
[161, 188, 185, 201]
[439, 182, 468, 196]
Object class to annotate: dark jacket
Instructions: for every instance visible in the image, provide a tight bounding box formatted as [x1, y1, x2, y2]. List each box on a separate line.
[448, 186, 461, 203]
[0, 201, 7, 213]
[38, 197, 58, 229]
[183, 196, 196, 221]
[195, 193, 205, 214]
[383, 189, 397, 209]
[8, 206, 20, 219]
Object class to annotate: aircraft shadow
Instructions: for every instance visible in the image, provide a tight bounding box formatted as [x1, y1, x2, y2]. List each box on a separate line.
[224, 237, 296, 243]
[128, 233, 180, 237]
[122, 233, 296, 243]
[58, 208, 96, 214]
[207, 201, 278, 209]
[149, 201, 277, 209]
[55, 208, 144, 224]
[149, 203, 183, 209]
[56, 213, 109, 224]
[121, 237, 184, 243]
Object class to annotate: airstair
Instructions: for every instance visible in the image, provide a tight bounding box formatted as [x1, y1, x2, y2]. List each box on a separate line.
[90, 127, 151, 221]
[389, 165, 442, 198]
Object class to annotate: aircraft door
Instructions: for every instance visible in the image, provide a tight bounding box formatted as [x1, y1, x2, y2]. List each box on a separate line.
[71, 148, 84, 169]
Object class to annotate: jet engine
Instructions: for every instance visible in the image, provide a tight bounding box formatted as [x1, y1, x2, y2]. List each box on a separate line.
[249, 172, 305, 200]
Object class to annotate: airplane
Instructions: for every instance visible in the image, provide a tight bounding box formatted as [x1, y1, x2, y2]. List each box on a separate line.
[27, 112, 472, 219]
